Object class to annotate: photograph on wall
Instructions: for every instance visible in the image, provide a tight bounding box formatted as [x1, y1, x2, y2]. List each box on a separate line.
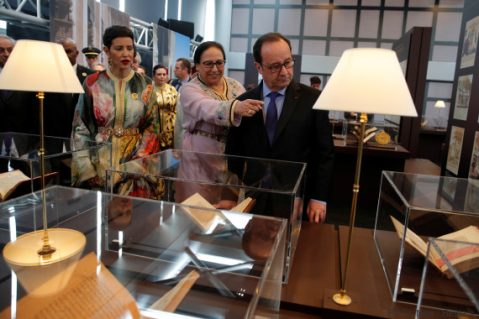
[446, 126, 465, 175]
[453, 74, 473, 121]
[460, 15, 479, 69]
[468, 131, 479, 183]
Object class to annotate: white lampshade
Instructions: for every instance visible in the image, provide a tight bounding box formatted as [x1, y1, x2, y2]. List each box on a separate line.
[434, 100, 446, 108]
[0, 39, 84, 93]
[313, 48, 417, 117]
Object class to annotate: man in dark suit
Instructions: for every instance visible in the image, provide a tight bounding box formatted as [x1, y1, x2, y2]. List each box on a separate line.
[43, 39, 93, 184]
[226, 32, 334, 223]
[0, 35, 38, 134]
[0, 35, 38, 173]
[170, 57, 191, 91]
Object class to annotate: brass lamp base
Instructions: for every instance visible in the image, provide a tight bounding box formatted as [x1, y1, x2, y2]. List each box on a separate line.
[3, 228, 86, 296]
[333, 290, 352, 305]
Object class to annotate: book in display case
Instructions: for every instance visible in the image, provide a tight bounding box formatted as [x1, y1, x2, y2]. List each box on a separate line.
[374, 171, 479, 304]
[415, 238, 479, 318]
[333, 118, 401, 150]
[0, 132, 110, 199]
[0, 186, 286, 318]
[106, 149, 306, 282]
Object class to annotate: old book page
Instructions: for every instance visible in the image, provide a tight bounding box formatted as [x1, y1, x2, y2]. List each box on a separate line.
[231, 197, 255, 213]
[1, 252, 140, 319]
[0, 169, 30, 201]
[149, 270, 199, 312]
[181, 193, 219, 232]
[390, 216, 479, 277]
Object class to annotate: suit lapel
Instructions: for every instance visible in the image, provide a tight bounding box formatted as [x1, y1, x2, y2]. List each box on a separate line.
[274, 81, 298, 143]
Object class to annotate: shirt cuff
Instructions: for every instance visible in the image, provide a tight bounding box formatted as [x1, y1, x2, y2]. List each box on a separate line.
[230, 100, 241, 126]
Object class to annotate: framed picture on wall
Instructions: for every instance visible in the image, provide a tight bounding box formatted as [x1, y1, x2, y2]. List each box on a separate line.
[460, 15, 479, 69]
[446, 126, 465, 175]
[453, 74, 473, 121]
[468, 131, 479, 182]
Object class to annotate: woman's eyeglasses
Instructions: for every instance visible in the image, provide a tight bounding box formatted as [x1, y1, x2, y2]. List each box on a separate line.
[201, 60, 226, 69]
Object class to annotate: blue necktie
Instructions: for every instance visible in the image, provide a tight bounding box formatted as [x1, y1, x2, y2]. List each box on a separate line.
[266, 92, 279, 145]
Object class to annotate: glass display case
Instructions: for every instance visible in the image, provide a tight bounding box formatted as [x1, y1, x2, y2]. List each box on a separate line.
[374, 171, 479, 304]
[0, 132, 110, 197]
[106, 149, 306, 281]
[0, 186, 286, 318]
[332, 118, 400, 150]
[415, 238, 479, 318]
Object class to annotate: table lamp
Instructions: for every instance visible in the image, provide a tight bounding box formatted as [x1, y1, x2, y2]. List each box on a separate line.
[313, 48, 417, 305]
[0, 40, 86, 291]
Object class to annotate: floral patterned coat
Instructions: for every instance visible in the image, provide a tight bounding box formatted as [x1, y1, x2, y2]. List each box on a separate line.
[71, 69, 159, 188]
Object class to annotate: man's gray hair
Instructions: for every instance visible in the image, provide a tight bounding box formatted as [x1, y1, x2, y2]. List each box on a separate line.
[0, 35, 15, 45]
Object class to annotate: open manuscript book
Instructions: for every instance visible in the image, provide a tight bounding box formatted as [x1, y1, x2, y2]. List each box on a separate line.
[390, 216, 479, 278]
[181, 193, 255, 232]
[0, 252, 200, 319]
[0, 170, 58, 201]
[0, 170, 30, 201]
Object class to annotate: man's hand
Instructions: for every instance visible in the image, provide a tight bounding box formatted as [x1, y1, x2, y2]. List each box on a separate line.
[306, 200, 327, 223]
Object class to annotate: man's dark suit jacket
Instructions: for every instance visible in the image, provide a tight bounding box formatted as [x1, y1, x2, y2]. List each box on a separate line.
[0, 90, 38, 172]
[0, 90, 38, 134]
[44, 64, 94, 138]
[226, 80, 334, 208]
[170, 77, 190, 91]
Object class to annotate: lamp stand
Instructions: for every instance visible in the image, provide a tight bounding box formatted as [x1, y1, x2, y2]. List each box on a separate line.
[332, 112, 367, 306]
[35, 92, 56, 258]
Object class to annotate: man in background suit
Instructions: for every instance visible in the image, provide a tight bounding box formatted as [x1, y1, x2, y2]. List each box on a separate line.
[0, 35, 37, 135]
[226, 32, 334, 223]
[43, 38, 93, 139]
[170, 57, 191, 91]
[43, 39, 93, 184]
[0, 35, 38, 173]
[82, 45, 101, 69]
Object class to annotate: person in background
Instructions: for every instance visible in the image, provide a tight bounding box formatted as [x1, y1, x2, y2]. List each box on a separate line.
[0, 35, 37, 135]
[226, 32, 334, 223]
[132, 51, 142, 71]
[174, 41, 263, 203]
[0, 35, 37, 173]
[136, 65, 146, 76]
[46, 38, 94, 139]
[310, 75, 322, 91]
[152, 64, 178, 150]
[171, 57, 191, 91]
[82, 46, 101, 69]
[71, 25, 159, 191]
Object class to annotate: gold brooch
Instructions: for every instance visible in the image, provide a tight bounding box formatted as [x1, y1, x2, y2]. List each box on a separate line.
[131, 93, 138, 100]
